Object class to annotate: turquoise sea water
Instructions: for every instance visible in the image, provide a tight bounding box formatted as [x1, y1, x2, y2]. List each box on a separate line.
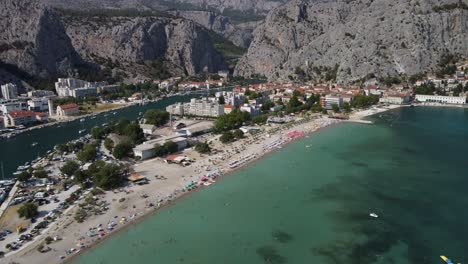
[72, 106, 468, 264]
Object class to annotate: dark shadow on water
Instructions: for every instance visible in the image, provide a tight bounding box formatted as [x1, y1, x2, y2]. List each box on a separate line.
[272, 230, 293, 243]
[256, 246, 287, 264]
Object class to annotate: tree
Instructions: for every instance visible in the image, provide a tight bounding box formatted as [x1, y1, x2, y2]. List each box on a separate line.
[55, 144, 69, 153]
[33, 167, 48, 179]
[93, 164, 124, 190]
[261, 101, 275, 112]
[60, 160, 80, 177]
[91, 126, 105, 139]
[17, 203, 38, 219]
[218, 95, 225, 105]
[214, 109, 250, 133]
[113, 141, 133, 159]
[154, 143, 166, 157]
[144, 109, 169, 126]
[104, 138, 114, 151]
[115, 118, 130, 135]
[17, 171, 32, 182]
[287, 95, 303, 109]
[233, 129, 245, 139]
[74, 170, 90, 186]
[163, 141, 178, 154]
[220, 131, 235, 143]
[124, 123, 144, 144]
[77, 144, 97, 163]
[343, 102, 352, 113]
[331, 103, 340, 113]
[194, 142, 211, 154]
[351, 95, 380, 108]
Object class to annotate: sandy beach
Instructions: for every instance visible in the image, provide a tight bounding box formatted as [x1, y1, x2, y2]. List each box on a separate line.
[1, 106, 399, 264]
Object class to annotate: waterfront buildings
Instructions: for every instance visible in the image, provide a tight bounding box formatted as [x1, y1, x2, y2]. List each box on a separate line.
[166, 98, 224, 117]
[56, 103, 79, 118]
[415, 95, 466, 105]
[27, 90, 55, 97]
[379, 92, 410, 105]
[1, 83, 18, 100]
[240, 104, 261, 117]
[55, 78, 118, 98]
[140, 124, 156, 135]
[27, 98, 49, 112]
[323, 95, 344, 109]
[0, 100, 28, 114]
[4, 110, 36, 127]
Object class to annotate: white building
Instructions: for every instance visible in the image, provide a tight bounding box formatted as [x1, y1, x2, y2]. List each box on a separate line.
[0, 100, 28, 114]
[27, 90, 55, 97]
[140, 124, 156, 135]
[379, 93, 410, 105]
[324, 95, 343, 109]
[1, 83, 18, 100]
[215, 91, 245, 107]
[166, 103, 184, 116]
[240, 104, 261, 117]
[55, 78, 112, 98]
[415, 95, 466, 105]
[27, 98, 49, 112]
[133, 136, 188, 160]
[166, 98, 224, 117]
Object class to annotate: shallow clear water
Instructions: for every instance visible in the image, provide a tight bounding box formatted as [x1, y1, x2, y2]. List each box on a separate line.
[67, 106, 467, 264]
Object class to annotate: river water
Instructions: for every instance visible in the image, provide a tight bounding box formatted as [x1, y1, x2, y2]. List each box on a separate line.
[0, 94, 208, 179]
[71, 106, 468, 264]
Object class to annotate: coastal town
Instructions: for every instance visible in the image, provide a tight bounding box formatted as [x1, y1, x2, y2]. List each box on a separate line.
[1, 61, 468, 263]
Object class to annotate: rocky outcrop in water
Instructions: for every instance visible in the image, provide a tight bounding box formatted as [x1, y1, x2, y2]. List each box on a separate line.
[235, 0, 468, 82]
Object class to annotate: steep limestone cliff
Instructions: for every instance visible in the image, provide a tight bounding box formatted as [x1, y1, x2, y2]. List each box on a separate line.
[63, 14, 228, 77]
[235, 0, 468, 82]
[0, 0, 83, 80]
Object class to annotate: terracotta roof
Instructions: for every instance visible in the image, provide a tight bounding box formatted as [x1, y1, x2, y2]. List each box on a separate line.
[8, 110, 35, 118]
[224, 104, 234, 109]
[58, 103, 78, 110]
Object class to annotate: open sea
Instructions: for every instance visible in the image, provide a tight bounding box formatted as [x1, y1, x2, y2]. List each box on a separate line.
[71, 106, 468, 264]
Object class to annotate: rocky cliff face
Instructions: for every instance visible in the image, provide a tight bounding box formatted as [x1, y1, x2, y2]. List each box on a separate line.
[42, 0, 287, 14]
[63, 14, 228, 77]
[0, 0, 82, 80]
[170, 10, 260, 47]
[235, 0, 468, 82]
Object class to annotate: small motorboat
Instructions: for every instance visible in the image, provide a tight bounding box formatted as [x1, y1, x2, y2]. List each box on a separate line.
[31, 142, 38, 147]
[440, 256, 454, 264]
[369, 212, 379, 218]
[79, 129, 86, 134]
[79, 118, 85, 122]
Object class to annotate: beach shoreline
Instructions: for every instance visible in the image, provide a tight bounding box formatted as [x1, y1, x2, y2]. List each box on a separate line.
[2, 105, 398, 264]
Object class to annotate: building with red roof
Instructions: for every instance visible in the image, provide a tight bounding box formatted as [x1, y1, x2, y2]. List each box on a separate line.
[56, 103, 79, 119]
[4, 110, 36, 127]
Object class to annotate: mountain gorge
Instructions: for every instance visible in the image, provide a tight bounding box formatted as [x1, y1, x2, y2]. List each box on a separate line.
[0, 0, 229, 87]
[235, 0, 468, 83]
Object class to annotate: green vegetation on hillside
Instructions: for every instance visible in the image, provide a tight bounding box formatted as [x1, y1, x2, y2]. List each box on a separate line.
[208, 31, 247, 67]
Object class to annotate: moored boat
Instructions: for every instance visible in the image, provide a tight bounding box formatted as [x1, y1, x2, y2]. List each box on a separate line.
[440, 256, 453, 264]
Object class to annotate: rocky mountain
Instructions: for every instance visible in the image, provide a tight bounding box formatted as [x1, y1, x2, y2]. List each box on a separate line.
[41, 0, 288, 15]
[235, 0, 468, 83]
[169, 10, 260, 48]
[62, 12, 228, 78]
[0, 0, 228, 87]
[0, 0, 83, 80]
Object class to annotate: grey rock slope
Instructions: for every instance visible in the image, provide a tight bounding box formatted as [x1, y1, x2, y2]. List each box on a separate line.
[0, 0, 83, 79]
[170, 10, 261, 47]
[41, 0, 287, 14]
[63, 14, 228, 77]
[235, 0, 468, 82]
